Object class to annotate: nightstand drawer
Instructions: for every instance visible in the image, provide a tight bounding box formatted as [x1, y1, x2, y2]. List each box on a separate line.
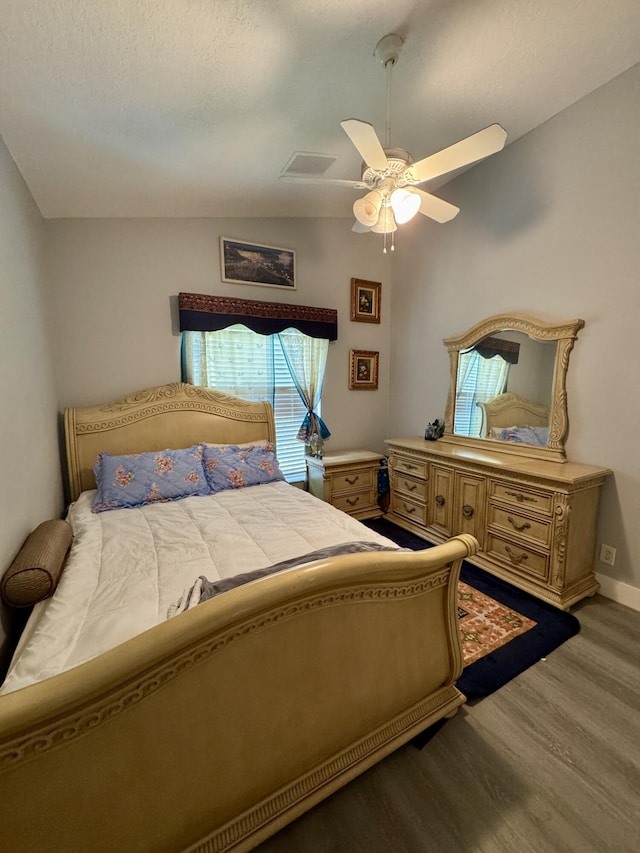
[331, 468, 375, 494]
[306, 449, 383, 521]
[333, 489, 377, 515]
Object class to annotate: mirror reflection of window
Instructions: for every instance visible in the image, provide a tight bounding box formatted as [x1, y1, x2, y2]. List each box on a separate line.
[454, 349, 510, 437]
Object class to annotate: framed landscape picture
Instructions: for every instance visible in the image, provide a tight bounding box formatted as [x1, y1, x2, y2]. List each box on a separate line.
[349, 349, 379, 390]
[350, 278, 381, 323]
[220, 237, 296, 289]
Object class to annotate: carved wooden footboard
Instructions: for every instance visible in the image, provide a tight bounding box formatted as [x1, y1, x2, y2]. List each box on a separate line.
[0, 534, 477, 853]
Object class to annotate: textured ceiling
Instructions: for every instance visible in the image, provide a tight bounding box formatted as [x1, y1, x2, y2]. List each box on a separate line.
[1, 0, 638, 219]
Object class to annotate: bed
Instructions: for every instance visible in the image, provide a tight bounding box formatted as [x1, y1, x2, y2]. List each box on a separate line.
[477, 391, 550, 446]
[0, 382, 477, 853]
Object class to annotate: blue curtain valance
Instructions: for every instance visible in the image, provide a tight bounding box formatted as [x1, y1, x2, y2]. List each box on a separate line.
[179, 292, 338, 341]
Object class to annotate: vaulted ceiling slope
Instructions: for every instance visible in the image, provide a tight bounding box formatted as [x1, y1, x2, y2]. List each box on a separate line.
[0, 1, 638, 219]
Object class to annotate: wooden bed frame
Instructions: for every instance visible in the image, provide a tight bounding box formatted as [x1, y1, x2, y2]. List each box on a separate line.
[0, 383, 477, 853]
[477, 391, 549, 438]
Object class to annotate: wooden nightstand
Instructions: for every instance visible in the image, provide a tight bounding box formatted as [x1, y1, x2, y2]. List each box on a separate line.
[306, 450, 384, 520]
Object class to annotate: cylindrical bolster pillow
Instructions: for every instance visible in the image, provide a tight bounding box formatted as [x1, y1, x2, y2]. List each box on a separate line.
[1, 520, 73, 608]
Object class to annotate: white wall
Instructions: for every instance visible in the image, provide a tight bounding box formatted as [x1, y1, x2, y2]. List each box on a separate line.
[46, 217, 393, 459]
[0, 136, 63, 571]
[389, 66, 640, 597]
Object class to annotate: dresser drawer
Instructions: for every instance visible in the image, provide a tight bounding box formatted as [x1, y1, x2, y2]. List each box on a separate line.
[392, 454, 428, 480]
[486, 533, 549, 580]
[391, 494, 428, 526]
[394, 473, 427, 500]
[333, 489, 376, 515]
[488, 504, 551, 547]
[490, 481, 553, 516]
[331, 467, 375, 495]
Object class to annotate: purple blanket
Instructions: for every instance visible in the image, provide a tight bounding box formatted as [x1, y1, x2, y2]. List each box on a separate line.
[168, 540, 403, 617]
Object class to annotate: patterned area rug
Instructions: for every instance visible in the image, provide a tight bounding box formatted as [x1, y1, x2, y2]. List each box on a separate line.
[457, 580, 537, 666]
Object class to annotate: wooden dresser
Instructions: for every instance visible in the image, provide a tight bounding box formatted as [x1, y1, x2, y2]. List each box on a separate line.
[306, 450, 383, 520]
[385, 437, 611, 609]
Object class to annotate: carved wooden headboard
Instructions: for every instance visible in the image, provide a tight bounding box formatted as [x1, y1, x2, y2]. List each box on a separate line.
[64, 383, 276, 501]
[477, 392, 549, 437]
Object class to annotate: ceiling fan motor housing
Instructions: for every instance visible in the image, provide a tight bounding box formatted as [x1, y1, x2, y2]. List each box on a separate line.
[361, 148, 414, 188]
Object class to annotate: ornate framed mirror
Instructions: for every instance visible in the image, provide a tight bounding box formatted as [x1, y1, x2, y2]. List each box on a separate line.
[442, 314, 585, 463]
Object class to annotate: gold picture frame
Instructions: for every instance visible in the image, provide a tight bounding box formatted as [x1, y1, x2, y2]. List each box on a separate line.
[349, 350, 379, 390]
[350, 278, 381, 323]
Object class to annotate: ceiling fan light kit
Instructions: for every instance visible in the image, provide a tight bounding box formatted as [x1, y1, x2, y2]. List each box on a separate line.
[281, 33, 507, 250]
[390, 188, 421, 224]
[353, 189, 383, 227]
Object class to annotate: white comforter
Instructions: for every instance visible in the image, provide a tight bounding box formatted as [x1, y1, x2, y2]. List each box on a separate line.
[1, 482, 394, 694]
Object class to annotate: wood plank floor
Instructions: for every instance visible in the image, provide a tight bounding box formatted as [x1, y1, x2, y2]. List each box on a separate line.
[256, 595, 640, 853]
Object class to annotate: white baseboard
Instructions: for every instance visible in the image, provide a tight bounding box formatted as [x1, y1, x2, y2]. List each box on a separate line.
[596, 572, 640, 612]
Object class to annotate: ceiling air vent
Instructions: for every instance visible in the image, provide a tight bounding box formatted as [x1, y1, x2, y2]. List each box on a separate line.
[281, 152, 336, 176]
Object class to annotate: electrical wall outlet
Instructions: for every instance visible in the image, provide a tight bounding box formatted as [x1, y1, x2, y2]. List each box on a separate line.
[599, 544, 616, 566]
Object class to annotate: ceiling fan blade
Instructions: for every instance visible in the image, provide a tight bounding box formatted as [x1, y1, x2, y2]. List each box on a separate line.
[279, 175, 368, 189]
[405, 124, 507, 185]
[414, 188, 460, 223]
[352, 220, 371, 233]
[340, 119, 388, 171]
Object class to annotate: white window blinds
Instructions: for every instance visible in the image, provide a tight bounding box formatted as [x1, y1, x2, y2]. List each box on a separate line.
[183, 326, 311, 482]
[454, 350, 510, 437]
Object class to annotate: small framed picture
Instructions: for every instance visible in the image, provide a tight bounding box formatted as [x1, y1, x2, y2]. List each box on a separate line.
[350, 278, 381, 323]
[220, 237, 296, 289]
[349, 350, 379, 390]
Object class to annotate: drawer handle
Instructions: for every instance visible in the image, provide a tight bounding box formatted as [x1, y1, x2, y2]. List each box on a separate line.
[508, 515, 531, 532]
[405, 482, 418, 492]
[345, 475, 359, 485]
[346, 496, 360, 507]
[403, 503, 416, 514]
[505, 545, 528, 565]
[435, 494, 446, 507]
[403, 463, 418, 471]
[505, 490, 537, 504]
[462, 505, 474, 518]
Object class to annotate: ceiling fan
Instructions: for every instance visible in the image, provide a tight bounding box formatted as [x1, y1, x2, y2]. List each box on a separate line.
[280, 34, 507, 250]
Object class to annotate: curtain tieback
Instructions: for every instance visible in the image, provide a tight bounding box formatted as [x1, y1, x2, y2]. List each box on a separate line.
[297, 410, 331, 444]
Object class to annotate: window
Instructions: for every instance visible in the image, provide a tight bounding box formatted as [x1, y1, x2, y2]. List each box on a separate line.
[183, 326, 313, 482]
[454, 349, 510, 437]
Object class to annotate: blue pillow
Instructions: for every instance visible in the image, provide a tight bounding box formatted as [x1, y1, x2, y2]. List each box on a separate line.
[202, 442, 285, 492]
[93, 445, 208, 512]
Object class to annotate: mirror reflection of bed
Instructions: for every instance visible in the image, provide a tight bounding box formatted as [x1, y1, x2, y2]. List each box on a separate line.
[452, 329, 556, 449]
[477, 392, 550, 447]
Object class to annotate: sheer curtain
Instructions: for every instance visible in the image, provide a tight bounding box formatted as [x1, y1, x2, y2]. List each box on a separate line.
[277, 329, 330, 450]
[183, 326, 273, 401]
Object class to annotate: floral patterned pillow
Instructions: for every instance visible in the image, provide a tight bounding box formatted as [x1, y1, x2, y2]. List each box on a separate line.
[92, 445, 208, 512]
[202, 443, 285, 492]
[498, 426, 549, 447]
